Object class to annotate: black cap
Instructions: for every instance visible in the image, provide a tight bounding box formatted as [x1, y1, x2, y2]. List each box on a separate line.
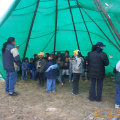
[96, 42, 106, 47]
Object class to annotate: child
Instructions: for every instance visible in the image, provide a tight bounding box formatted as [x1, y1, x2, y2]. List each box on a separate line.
[21, 57, 28, 80]
[45, 54, 57, 93]
[115, 61, 120, 109]
[62, 57, 69, 80]
[36, 52, 46, 86]
[57, 57, 63, 85]
[28, 58, 36, 80]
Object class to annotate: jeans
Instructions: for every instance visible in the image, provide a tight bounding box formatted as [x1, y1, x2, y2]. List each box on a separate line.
[82, 68, 85, 77]
[46, 79, 56, 92]
[62, 69, 69, 75]
[32, 71, 36, 80]
[5, 71, 17, 94]
[57, 70, 62, 83]
[72, 73, 80, 94]
[85, 72, 89, 80]
[115, 84, 120, 105]
[89, 78, 103, 101]
[21, 70, 27, 80]
[69, 71, 72, 81]
[38, 72, 44, 86]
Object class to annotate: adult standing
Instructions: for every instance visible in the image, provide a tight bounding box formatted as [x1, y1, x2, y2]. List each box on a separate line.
[72, 50, 84, 95]
[2, 37, 21, 96]
[88, 42, 109, 102]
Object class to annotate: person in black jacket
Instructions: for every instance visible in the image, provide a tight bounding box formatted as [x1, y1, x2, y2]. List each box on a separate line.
[88, 42, 109, 102]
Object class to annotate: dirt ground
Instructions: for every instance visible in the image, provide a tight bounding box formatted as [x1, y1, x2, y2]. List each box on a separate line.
[0, 77, 119, 120]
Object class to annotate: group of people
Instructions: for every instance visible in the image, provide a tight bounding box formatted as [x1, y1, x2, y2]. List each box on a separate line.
[21, 49, 84, 94]
[1, 37, 120, 109]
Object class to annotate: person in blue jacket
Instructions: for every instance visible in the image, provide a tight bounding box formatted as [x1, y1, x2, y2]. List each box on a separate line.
[2, 37, 21, 96]
[45, 54, 58, 93]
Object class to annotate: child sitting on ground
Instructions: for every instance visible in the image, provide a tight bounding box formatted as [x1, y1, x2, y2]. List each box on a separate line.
[45, 54, 57, 93]
[21, 57, 29, 80]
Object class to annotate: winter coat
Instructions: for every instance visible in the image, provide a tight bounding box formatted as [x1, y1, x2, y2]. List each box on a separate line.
[36, 58, 46, 73]
[63, 61, 69, 69]
[28, 63, 36, 72]
[88, 50, 109, 79]
[21, 62, 28, 71]
[44, 61, 57, 79]
[2, 44, 21, 72]
[72, 56, 84, 74]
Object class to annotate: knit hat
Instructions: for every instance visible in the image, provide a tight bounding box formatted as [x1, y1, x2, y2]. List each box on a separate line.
[73, 50, 79, 55]
[38, 52, 44, 56]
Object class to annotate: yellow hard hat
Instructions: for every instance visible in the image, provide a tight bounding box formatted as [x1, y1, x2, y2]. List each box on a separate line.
[73, 50, 79, 55]
[38, 52, 44, 56]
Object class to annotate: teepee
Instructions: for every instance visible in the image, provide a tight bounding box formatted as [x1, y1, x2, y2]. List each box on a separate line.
[0, 0, 120, 78]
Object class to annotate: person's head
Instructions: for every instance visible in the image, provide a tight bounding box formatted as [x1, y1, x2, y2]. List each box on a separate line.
[30, 58, 33, 63]
[49, 54, 56, 64]
[96, 42, 106, 50]
[73, 50, 78, 56]
[72, 55, 75, 60]
[65, 50, 69, 56]
[65, 57, 69, 62]
[58, 56, 61, 61]
[68, 57, 71, 61]
[73, 50, 82, 57]
[24, 57, 28, 62]
[38, 52, 44, 59]
[2, 37, 15, 53]
[57, 51, 61, 56]
[34, 54, 38, 59]
[46, 53, 49, 58]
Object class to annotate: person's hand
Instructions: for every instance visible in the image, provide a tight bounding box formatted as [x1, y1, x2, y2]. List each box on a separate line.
[16, 45, 19, 49]
[109, 55, 113, 58]
[65, 63, 67, 66]
[75, 68, 79, 71]
[30, 70, 32, 73]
